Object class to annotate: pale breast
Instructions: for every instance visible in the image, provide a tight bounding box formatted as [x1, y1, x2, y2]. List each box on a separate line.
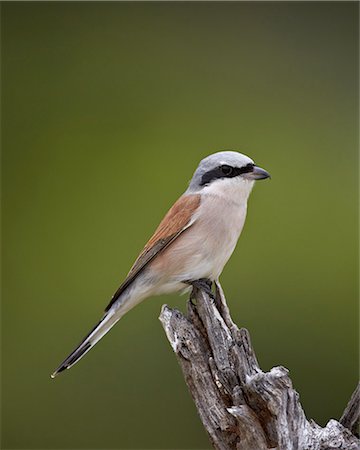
[150, 191, 248, 285]
[194, 193, 247, 279]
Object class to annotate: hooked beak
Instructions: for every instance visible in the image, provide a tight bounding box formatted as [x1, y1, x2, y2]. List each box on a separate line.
[243, 166, 271, 180]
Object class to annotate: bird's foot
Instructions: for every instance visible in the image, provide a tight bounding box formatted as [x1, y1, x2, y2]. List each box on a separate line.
[186, 278, 214, 300]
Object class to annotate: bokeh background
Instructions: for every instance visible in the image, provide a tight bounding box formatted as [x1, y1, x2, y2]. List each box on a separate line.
[1, 2, 358, 449]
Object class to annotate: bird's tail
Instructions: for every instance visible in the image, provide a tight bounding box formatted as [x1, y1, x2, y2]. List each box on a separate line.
[51, 310, 120, 378]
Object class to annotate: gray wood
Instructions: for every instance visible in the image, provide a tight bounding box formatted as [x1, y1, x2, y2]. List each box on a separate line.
[159, 281, 359, 450]
[340, 383, 360, 438]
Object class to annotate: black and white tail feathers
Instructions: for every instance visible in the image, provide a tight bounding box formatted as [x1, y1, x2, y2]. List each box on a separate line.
[51, 310, 119, 378]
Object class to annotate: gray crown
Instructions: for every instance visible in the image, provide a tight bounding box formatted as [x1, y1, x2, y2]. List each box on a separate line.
[187, 151, 254, 192]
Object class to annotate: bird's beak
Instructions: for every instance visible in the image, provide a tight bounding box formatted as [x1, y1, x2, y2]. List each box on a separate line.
[243, 166, 271, 180]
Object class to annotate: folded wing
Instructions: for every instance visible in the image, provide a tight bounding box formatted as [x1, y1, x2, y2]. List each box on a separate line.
[105, 193, 201, 311]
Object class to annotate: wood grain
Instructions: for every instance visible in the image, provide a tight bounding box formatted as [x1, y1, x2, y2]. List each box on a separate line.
[159, 281, 359, 450]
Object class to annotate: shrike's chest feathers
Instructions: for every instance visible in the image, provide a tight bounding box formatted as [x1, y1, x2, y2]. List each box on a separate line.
[194, 188, 249, 279]
[149, 178, 254, 291]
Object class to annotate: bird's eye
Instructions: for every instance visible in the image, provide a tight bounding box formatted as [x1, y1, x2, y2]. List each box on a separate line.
[220, 165, 233, 176]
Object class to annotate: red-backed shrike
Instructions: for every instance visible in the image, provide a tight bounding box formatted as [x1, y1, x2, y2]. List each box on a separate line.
[51, 151, 270, 378]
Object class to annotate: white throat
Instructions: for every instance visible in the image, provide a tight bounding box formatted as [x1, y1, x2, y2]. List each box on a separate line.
[201, 177, 255, 206]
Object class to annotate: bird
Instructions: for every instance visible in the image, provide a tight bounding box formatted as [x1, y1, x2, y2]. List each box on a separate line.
[51, 150, 270, 378]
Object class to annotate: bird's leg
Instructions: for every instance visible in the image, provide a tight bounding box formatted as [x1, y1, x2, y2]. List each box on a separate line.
[189, 278, 214, 299]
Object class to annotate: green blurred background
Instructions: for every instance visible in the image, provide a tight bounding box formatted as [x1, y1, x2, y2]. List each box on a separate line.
[1, 2, 358, 449]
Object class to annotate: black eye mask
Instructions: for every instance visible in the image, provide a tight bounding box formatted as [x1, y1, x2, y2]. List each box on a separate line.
[200, 163, 254, 186]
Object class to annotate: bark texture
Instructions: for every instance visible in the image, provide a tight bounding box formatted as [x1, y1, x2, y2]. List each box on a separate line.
[159, 281, 359, 450]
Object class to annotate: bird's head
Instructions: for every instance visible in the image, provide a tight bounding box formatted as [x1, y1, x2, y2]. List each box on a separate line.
[187, 151, 270, 199]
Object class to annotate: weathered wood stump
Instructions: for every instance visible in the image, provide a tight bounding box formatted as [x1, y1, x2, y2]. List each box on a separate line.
[159, 281, 359, 450]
